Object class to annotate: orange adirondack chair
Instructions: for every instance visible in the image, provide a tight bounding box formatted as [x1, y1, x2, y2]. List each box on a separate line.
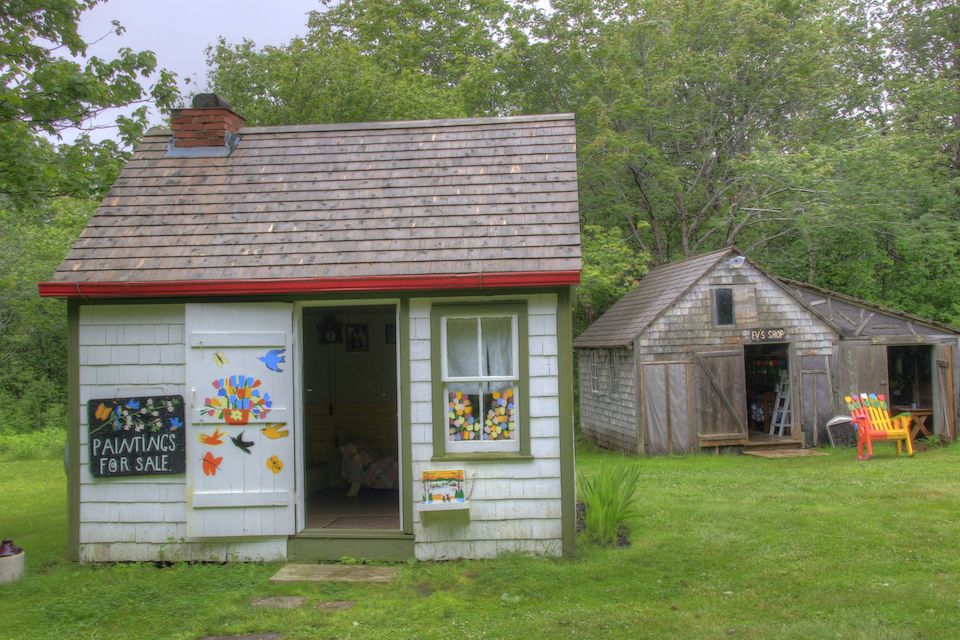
[844, 393, 914, 460]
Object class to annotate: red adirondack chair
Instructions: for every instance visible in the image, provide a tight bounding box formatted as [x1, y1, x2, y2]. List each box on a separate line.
[844, 393, 914, 460]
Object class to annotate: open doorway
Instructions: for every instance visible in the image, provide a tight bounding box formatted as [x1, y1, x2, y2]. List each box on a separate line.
[744, 344, 792, 439]
[887, 345, 934, 431]
[302, 305, 399, 530]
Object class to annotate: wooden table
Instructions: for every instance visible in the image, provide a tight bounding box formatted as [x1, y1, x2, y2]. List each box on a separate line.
[893, 406, 933, 439]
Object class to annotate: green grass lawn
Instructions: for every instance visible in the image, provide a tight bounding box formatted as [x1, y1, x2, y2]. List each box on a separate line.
[3, 444, 960, 639]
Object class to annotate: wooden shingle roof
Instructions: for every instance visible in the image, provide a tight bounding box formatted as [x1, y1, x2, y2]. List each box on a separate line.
[573, 248, 733, 348]
[777, 278, 960, 337]
[41, 114, 580, 298]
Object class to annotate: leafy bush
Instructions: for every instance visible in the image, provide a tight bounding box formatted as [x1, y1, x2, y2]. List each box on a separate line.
[920, 434, 949, 449]
[0, 428, 65, 461]
[577, 463, 643, 546]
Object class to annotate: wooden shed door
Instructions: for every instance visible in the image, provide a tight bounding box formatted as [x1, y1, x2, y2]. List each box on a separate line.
[641, 362, 693, 454]
[933, 343, 956, 439]
[835, 342, 887, 400]
[185, 303, 295, 538]
[694, 350, 748, 445]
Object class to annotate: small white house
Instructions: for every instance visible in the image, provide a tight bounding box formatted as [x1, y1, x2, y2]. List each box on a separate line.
[40, 95, 581, 563]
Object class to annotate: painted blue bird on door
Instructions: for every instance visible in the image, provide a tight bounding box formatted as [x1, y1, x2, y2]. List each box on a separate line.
[258, 348, 286, 373]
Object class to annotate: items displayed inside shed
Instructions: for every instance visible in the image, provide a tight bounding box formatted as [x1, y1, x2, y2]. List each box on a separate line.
[302, 305, 400, 530]
[744, 344, 791, 435]
[887, 345, 934, 431]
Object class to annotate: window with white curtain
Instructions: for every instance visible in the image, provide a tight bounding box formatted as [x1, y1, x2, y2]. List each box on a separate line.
[441, 313, 520, 453]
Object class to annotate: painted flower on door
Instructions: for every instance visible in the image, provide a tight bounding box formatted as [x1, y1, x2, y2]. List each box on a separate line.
[201, 375, 273, 425]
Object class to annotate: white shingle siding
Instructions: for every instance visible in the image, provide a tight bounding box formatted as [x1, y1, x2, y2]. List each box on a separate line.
[77, 293, 564, 562]
[77, 304, 285, 562]
[409, 294, 563, 561]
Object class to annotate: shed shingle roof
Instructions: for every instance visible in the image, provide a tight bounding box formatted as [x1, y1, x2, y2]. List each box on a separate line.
[573, 249, 733, 348]
[42, 114, 580, 297]
[777, 278, 960, 336]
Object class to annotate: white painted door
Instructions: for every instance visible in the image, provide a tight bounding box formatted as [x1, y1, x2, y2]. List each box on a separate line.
[185, 303, 295, 538]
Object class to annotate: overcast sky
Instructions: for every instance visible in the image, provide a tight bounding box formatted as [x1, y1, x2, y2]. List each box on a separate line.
[74, 0, 321, 140]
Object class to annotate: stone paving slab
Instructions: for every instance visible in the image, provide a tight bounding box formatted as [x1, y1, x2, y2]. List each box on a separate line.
[316, 600, 357, 611]
[742, 449, 829, 458]
[199, 634, 282, 640]
[251, 596, 307, 609]
[270, 563, 399, 584]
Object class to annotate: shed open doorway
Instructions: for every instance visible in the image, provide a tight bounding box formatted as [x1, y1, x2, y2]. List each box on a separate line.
[302, 305, 400, 530]
[887, 345, 934, 433]
[743, 343, 793, 440]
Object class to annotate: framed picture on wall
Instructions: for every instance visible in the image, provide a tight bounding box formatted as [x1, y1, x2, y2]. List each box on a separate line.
[345, 324, 369, 352]
[385, 323, 396, 345]
[318, 316, 342, 344]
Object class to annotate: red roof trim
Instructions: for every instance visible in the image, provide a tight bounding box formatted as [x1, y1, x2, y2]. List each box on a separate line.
[38, 271, 581, 299]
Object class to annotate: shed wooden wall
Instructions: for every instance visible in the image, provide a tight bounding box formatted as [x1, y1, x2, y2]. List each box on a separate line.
[577, 348, 638, 452]
[409, 294, 563, 560]
[637, 261, 837, 447]
[77, 304, 286, 562]
[634, 261, 836, 360]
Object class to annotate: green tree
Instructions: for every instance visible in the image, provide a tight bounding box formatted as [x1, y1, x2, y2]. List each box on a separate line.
[516, 0, 871, 266]
[205, 36, 464, 126]
[0, 0, 179, 432]
[0, 0, 178, 205]
[577, 225, 649, 332]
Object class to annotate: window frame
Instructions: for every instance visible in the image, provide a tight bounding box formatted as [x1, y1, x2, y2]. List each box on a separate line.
[430, 302, 530, 461]
[608, 351, 622, 397]
[589, 350, 603, 394]
[713, 287, 736, 326]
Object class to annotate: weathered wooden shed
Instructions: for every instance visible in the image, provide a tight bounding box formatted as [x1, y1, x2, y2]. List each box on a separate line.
[575, 249, 837, 454]
[779, 279, 958, 441]
[575, 248, 960, 455]
[39, 95, 581, 562]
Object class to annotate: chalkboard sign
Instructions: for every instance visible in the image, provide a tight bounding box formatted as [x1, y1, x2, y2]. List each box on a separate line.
[87, 395, 186, 477]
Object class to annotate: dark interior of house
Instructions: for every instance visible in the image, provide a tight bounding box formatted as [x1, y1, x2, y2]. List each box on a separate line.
[302, 306, 399, 530]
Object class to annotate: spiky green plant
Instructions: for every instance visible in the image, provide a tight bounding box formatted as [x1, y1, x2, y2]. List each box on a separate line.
[577, 463, 643, 546]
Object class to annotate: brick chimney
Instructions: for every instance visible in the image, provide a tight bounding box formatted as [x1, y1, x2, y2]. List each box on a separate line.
[170, 93, 245, 149]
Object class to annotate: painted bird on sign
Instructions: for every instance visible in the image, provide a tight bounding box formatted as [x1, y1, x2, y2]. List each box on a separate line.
[261, 423, 289, 439]
[230, 431, 255, 454]
[258, 348, 286, 373]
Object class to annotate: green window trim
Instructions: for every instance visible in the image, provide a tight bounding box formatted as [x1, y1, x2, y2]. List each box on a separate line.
[430, 302, 530, 460]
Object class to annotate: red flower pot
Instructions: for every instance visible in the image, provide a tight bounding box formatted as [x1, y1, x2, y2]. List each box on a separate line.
[223, 409, 251, 425]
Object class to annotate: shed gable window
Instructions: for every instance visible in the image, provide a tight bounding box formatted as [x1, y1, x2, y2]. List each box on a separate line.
[714, 288, 735, 326]
[431, 303, 529, 457]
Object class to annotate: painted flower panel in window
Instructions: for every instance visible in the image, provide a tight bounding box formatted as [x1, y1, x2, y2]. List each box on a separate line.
[483, 386, 516, 441]
[447, 386, 480, 441]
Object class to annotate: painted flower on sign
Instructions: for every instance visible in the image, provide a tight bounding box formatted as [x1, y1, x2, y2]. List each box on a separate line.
[88, 396, 184, 436]
[201, 374, 273, 425]
[265, 455, 284, 474]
